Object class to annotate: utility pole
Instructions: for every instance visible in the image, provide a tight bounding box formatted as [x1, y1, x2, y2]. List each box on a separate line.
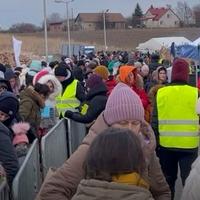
[103, 9, 109, 51]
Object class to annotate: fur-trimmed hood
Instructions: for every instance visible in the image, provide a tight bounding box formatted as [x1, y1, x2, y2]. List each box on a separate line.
[153, 66, 167, 83]
[37, 74, 62, 101]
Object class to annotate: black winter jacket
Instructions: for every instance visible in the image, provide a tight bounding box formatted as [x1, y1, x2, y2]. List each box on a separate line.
[69, 83, 108, 123]
[0, 122, 19, 187]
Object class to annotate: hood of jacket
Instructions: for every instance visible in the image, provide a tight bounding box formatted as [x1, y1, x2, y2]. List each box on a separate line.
[86, 82, 107, 100]
[153, 66, 167, 83]
[37, 74, 62, 101]
[71, 179, 154, 200]
[119, 66, 137, 83]
[83, 113, 156, 160]
[20, 86, 45, 108]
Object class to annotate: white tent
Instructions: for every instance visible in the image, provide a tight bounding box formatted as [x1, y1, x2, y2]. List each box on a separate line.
[193, 37, 200, 46]
[136, 37, 191, 53]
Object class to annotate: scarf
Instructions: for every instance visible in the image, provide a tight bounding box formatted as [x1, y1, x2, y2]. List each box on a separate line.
[112, 172, 149, 189]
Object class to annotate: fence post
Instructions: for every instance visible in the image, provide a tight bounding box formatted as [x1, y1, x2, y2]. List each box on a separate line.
[0, 179, 9, 200]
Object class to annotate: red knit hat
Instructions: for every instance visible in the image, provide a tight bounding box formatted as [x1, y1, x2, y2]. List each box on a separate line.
[171, 59, 189, 82]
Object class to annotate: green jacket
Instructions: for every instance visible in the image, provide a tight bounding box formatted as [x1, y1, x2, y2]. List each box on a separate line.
[19, 86, 45, 138]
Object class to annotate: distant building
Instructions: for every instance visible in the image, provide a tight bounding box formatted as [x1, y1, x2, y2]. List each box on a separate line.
[49, 22, 64, 32]
[194, 11, 200, 27]
[75, 13, 126, 30]
[142, 6, 180, 28]
[49, 19, 75, 32]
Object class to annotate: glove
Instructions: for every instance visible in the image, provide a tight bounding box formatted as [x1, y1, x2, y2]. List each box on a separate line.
[64, 110, 74, 119]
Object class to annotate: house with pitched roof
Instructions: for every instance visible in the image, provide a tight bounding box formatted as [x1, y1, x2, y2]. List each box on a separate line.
[75, 13, 126, 30]
[49, 22, 65, 32]
[142, 5, 180, 28]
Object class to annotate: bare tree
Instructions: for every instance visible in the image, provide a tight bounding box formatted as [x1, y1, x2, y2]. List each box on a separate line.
[176, 1, 194, 26]
[9, 23, 40, 33]
[48, 12, 63, 23]
[41, 13, 63, 30]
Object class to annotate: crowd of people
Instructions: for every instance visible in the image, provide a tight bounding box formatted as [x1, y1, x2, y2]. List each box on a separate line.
[0, 50, 200, 200]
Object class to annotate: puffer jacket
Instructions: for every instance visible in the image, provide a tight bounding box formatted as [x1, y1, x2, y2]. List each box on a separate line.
[181, 156, 200, 200]
[19, 86, 45, 142]
[71, 179, 154, 200]
[38, 113, 171, 200]
[68, 82, 107, 124]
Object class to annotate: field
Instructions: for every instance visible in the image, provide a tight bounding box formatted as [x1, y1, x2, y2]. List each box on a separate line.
[0, 27, 200, 57]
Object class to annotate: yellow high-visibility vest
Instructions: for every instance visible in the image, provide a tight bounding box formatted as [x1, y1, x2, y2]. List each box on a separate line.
[56, 79, 80, 116]
[157, 85, 199, 149]
[80, 104, 89, 115]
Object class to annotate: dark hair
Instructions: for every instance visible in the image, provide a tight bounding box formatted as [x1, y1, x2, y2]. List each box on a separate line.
[34, 83, 50, 97]
[25, 73, 34, 86]
[41, 61, 47, 67]
[158, 66, 167, 73]
[85, 128, 146, 182]
[49, 61, 59, 69]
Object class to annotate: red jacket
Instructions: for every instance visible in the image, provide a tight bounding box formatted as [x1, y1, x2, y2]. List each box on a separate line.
[106, 76, 117, 96]
[132, 85, 150, 110]
[198, 78, 200, 89]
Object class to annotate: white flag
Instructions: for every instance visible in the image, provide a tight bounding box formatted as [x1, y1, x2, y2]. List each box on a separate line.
[12, 36, 22, 67]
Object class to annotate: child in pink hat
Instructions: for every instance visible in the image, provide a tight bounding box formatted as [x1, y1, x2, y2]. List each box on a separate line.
[12, 122, 30, 157]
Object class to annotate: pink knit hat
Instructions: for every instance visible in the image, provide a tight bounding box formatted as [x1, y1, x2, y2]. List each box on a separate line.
[104, 83, 144, 125]
[12, 122, 30, 146]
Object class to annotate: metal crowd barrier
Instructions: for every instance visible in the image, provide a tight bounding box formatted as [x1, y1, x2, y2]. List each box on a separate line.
[67, 119, 86, 155]
[11, 119, 87, 199]
[0, 179, 9, 200]
[41, 119, 68, 176]
[12, 139, 41, 200]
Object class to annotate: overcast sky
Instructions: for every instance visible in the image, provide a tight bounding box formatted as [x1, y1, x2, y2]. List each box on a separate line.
[0, 0, 199, 29]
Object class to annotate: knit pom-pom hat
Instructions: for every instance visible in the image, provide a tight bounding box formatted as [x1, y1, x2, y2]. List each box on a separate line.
[12, 122, 30, 146]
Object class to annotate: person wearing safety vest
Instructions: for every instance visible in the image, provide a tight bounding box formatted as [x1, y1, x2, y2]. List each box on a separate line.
[151, 58, 199, 200]
[65, 74, 107, 126]
[54, 64, 85, 117]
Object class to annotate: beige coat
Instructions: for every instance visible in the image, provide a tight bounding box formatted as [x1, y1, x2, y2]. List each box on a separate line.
[71, 179, 155, 200]
[38, 113, 171, 200]
[181, 156, 200, 200]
